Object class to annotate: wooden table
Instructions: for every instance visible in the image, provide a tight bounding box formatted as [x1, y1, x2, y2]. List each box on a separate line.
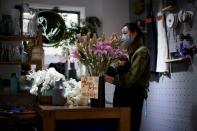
[37, 105, 130, 131]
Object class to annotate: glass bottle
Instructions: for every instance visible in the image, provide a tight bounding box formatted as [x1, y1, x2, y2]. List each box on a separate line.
[10, 73, 19, 93]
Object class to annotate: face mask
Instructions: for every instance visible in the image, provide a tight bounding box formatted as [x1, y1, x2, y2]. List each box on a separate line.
[122, 34, 132, 45]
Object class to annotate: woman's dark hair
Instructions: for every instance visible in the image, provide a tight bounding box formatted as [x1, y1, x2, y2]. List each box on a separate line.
[124, 22, 142, 36]
[124, 22, 144, 47]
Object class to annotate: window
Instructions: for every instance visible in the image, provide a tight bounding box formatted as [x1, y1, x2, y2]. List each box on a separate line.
[58, 11, 80, 28]
[22, 5, 85, 69]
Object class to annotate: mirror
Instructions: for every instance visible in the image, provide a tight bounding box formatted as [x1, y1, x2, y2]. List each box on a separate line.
[37, 11, 66, 46]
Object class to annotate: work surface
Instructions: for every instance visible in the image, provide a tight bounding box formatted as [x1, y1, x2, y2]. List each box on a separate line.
[37, 105, 131, 131]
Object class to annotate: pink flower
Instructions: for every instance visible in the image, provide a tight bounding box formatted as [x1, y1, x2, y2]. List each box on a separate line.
[71, 34, 128, 76]
[71, 48, 80, 59]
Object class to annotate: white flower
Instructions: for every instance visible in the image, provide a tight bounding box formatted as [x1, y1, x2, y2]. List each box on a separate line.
[27, 67, 65, 95]
[63, 78, 82, 106]
[30, 84, 38, 95]
[28, 69, 86, 107]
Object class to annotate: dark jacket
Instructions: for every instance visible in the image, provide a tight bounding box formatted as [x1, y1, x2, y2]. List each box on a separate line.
[113, 46, 150, 99]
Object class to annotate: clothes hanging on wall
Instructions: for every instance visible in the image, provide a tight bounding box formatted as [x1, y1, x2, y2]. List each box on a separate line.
[145, 15, 157, 72]
[156, 12, 169, 73]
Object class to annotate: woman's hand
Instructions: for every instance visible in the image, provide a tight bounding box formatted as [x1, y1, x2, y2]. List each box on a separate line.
[104, 74, 114, 84]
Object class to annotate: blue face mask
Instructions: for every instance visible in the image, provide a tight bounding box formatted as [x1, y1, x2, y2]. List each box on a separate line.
[122, 34, 132, 45]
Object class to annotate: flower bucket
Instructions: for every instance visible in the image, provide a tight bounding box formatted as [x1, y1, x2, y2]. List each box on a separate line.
[37, 89, 53, 105]
[52, 79, 66, 106]
[52, 88, 66, 106]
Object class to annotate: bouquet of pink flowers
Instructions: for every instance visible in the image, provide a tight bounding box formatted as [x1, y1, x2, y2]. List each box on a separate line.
[72, 33, 128, 76]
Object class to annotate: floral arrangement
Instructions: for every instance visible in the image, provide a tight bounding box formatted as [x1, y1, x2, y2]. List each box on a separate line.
[71, 33, 128, 76]
[27, 68, 87, 106]
[26, 67, 65, 96]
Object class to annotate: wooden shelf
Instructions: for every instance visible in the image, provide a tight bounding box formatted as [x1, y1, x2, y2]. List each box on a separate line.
[162, 5, 176, 12]
[0, 35, 35, 41]
[165, 57, 191, 63]
[0, 29, 44, 70]
[0, 61, 22, 64]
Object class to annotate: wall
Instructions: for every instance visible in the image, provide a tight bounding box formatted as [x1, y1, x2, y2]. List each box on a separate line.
[0, 0, 130, 36]
[102, 0, 130, 36]
[129, 0, 161, 22]
[128, 0, 197, 131]
[0, 0, 130, 79]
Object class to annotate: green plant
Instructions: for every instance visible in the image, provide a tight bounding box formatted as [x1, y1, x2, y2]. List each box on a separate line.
[53, 16, 102, 48]
[83, 16, 102, 35]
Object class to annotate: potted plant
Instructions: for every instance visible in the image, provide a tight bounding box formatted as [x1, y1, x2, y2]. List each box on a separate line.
[26, 67, 66, 105]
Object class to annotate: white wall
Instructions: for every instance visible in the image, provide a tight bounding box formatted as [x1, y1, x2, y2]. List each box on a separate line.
[0, 0, 130, 36]
[102, 0, 130, 36]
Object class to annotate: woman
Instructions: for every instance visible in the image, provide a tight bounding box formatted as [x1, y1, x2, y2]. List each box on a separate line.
[105, 22, 150, 131]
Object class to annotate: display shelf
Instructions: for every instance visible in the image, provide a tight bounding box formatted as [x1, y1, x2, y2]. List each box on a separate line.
[0, 61, 40, 69]
[165, 57, 191, 63]
[0, 61, 22, 64]
[0, 29, 44, 70]
[0, 91, 37, 119]
[0, 35, 35, 41]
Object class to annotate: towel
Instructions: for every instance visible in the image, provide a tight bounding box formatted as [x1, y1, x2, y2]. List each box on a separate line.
[156, 12, 169, 73]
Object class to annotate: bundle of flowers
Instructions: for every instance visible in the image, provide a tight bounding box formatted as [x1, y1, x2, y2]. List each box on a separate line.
[71, 33, 128, 76]
[27, 67, 88, 106]
[26, 67, 65, 96]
